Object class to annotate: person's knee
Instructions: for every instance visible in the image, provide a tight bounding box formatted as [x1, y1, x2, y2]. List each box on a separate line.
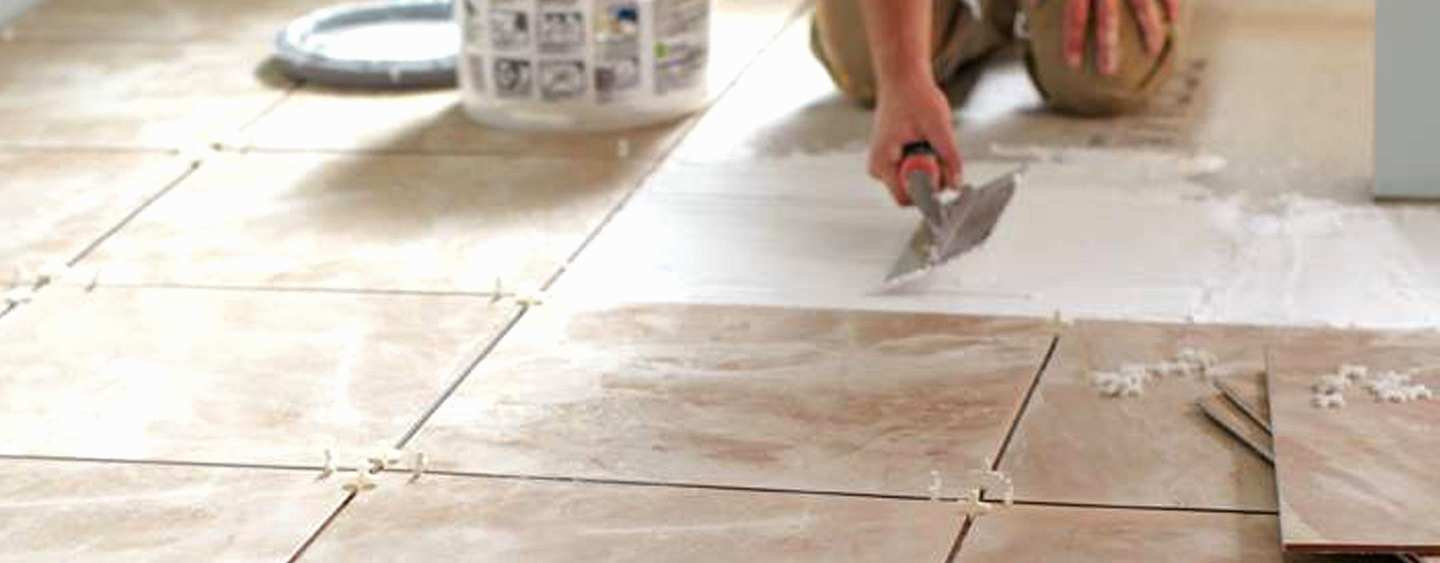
[811, 0, 879, 106]
[1022, 0, 1181, 116]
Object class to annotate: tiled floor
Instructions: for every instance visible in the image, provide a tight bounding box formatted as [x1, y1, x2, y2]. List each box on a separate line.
[0, 0, 1429, 560]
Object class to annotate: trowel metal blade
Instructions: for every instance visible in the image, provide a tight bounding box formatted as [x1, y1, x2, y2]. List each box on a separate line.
[883, 170, 1021, 286]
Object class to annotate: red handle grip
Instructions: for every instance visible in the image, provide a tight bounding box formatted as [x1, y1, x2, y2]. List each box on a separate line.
[899, 141, 941, 181]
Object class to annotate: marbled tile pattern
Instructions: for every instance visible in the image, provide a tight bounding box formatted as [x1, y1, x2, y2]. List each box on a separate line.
[411, 303, 1054, 496]
[998, 321, 1278, 510]
[0, 41, 291, 150]
[956, 505, 1387, 563]
[1269, 330, 1440, 554]
[0, 459, 342, 562]
[0, 287, 515, 465]
[301, 474, 961, 562]
[0, 152, 190, 274]
[83, 152, 652, 292]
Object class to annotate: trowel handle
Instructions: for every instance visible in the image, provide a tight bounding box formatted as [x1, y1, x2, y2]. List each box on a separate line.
[900, 141, 943, 223]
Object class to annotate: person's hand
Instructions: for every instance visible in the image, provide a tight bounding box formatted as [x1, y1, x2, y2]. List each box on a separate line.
[1049, 0, 1179, 75]
[868, 77, 962, 206]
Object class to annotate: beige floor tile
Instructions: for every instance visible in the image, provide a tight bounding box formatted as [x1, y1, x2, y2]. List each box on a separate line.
[1268, 330, 1440, 554]
[956, 505, 1387, 563]
[997, 321, 1278, 511]
[8, 0, 337, 42]
[83, 152, 650, 292]
[0, 287, 515, 465]
[0, 459, 342, 563]
[409, 303, 1053, 496]
[0, 41, 292, 150]
[235, 89, 695, 159]
[0, 152, 190, 275]
[301, 474, 960, 562]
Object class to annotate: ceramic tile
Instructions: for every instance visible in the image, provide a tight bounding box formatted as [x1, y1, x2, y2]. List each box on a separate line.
[1268, 331, 1440, 554]
[410, 303, 1053, 496]
[0, 287, 515, 465]
[235, 0, 805, 158]
[956, 505, 1388, 563]
[1198, 394, 1273, 463]
[302, 473, 960, 562]
[0, 152, 190, 276]
[997, 321, 1278, 511]
[8, 0, 338, 42]
[83, 152, 650, 292]
[0, 41, 292, 150]
[235, 89, 695, 159]
[0, 459, 342, 562]
[1216, 370, 1271, 431]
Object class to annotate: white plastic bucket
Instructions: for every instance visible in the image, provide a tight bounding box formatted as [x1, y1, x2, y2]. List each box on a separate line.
[456, 0, 712, 131]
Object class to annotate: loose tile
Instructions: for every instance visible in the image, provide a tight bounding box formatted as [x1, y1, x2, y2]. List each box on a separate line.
[0, 152, 190, 276]
[0, 287, 515, 465]
[0, 459, 342, 562]
[411, 303, 1053, 496]
[1268, 331, 1440, 554]
[1216, 370, 1272, 431]
[957, 505, 1387, 563]
[302, 474, 960, 562]
[1198, 394, 1273, 463]
[84, 152, 650, 292]
[0, 41, 292, 150]
[998, 321, 1278, 511]
[9, 0, 337, 42]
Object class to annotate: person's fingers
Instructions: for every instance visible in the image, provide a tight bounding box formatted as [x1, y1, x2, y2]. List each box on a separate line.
[1096, 0, 1120, 75]
[1128, 0, 1165, 55]
[1062, 0, 1090, 69]
[871, 139, 906, 205]
[1162, 0, 1179, 22]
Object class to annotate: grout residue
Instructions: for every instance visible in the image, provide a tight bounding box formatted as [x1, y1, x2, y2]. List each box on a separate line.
[1090, 348, 1221, 398]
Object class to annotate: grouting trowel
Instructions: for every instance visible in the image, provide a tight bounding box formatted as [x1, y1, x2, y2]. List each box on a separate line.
[884, 141, 1022, 286]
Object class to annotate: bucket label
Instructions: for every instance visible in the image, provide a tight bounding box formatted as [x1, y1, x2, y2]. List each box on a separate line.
[538, 0, 586, 54]
[493, 57, 535, 98]
[490, 0, 533, 51]
[653, 0, 708, 95]
[594, 0, 642, 103]
[539, 60, 588, 100]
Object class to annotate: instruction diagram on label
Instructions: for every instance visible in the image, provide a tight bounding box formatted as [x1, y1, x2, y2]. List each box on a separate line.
[490, 0, 533, 50]
[493, 57, 534, 98]
[653, 0, 708, 95]
[539, 60, 587, 100]
[538, 0, 585, 54]
[594, 0, 641, 102]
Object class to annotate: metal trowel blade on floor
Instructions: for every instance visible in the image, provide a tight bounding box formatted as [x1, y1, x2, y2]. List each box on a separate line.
[884, 144, 1021, 286]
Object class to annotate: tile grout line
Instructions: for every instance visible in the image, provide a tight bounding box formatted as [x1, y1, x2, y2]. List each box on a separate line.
[537, 0, 818, 294]
[390, 306, 530, 449]
[944, 518, 974, 563]
[64, 162, 202, 266]
[0, 453, 320, 472]
[1003, 498, 1278, 516]
[988, 334, 1060, 471]
[287, 492, 357, 563]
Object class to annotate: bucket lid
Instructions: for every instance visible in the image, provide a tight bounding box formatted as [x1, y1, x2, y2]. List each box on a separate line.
[273, 0, 459, 88]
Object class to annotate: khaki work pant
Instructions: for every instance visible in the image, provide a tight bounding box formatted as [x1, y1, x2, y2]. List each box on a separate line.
[812, 0, 1183, 115]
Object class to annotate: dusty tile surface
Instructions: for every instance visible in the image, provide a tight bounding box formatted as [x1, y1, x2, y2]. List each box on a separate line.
[9, 0, 337, 42]
[411, 303, 1053, 496]
[998, 321, 1278, 511]
[84, 152, 650, 292]
[0, 287, 514, 465]
[956, 505, 1385, 563]
[0, 41, 291, 150]
[1269, 330, 1440, 554]
[0, 152, 190, 274]
[0, 459, 342, 562]
[302, 474, 960, 562]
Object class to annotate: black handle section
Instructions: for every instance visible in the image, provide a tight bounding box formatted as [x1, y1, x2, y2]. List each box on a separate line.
[902, 141, 936, 158]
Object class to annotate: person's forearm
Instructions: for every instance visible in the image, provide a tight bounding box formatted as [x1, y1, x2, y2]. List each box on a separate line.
[860, 0, 934, 90]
